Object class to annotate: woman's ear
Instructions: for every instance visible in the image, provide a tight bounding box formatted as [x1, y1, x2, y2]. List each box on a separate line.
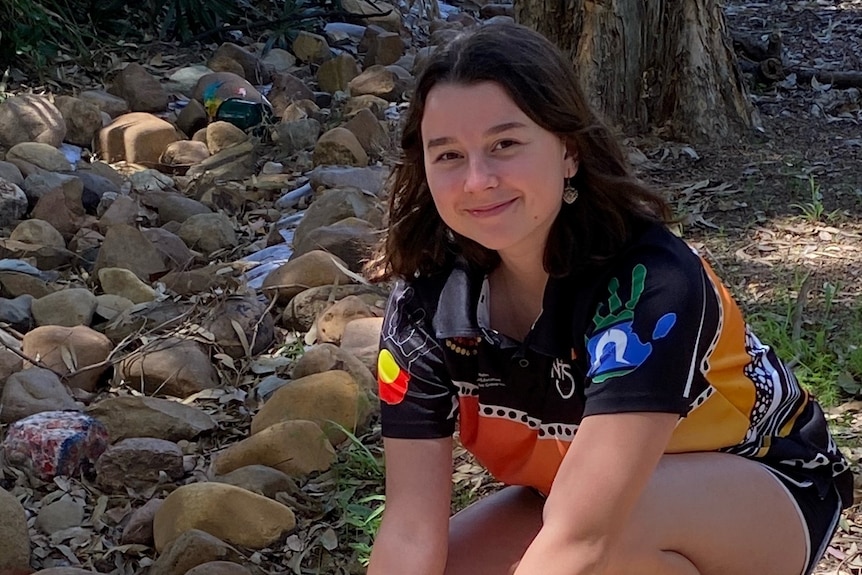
[564, 145, 580, 178]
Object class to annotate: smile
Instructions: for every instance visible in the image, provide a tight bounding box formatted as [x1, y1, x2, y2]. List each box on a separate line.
[465, 198, 518, 217]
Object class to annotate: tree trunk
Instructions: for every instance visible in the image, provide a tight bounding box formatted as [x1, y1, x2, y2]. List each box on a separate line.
[515, 0, 756, 144]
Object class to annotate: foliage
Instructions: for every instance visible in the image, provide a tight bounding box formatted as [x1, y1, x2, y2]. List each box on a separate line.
[145, 0, 240, 42]
[791, 175, 841, 223]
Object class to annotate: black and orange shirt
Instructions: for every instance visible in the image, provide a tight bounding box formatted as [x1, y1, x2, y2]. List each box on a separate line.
[377, 223, 852, 504]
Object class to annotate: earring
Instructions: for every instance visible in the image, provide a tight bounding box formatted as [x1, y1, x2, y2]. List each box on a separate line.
[445, 227, 456, 242]
[563, 178, 579, 205]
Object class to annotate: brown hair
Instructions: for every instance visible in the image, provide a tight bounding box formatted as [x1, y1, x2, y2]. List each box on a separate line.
[367, 22, 671, 281]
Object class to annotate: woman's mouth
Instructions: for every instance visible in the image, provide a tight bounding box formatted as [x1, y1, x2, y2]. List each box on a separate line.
[465, 198, 517, 217]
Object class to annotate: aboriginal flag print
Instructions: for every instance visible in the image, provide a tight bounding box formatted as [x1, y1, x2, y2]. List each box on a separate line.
[378, 349, 410, 405]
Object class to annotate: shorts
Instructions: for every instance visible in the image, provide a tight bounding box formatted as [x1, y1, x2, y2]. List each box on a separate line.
[759, 464, 844, 575]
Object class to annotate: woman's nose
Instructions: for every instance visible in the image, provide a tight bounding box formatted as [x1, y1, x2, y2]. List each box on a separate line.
[463, 155, 498, 193]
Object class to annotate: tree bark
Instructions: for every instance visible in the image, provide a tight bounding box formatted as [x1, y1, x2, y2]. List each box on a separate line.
[515, 0, 756, 144]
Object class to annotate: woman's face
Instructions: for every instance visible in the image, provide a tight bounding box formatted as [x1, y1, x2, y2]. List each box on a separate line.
[421, 81, 577, 264]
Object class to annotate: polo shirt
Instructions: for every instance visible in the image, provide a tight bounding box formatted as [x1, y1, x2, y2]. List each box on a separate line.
[377, 222, 852, 504]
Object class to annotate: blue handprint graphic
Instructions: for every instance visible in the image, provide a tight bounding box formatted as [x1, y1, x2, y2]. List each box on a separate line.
[586, 264, 677, 384]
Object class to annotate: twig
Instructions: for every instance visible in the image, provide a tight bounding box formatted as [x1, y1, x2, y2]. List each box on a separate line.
[791, 273, 814, 342]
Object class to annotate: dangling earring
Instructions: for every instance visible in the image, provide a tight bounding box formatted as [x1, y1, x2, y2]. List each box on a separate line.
[445, 227, 456, 242]
[563, 178, 579, 205]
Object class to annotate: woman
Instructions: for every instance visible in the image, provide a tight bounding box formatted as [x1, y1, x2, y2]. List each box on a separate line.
[366, 22, 852, 575]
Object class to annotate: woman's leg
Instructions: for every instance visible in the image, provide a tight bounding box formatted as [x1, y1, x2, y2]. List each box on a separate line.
[444, 452, 811, 575]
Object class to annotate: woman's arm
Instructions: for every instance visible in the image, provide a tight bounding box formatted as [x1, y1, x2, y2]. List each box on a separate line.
[514, 412, 678, 575]
[367, 436, 454, 575]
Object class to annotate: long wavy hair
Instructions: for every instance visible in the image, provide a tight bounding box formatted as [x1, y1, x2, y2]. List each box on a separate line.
[367, 23, 672, 281]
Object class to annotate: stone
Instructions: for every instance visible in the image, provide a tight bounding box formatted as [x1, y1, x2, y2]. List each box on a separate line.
[341, 316, 384, 375]
[251, 370, 371, 444]
[103, 300, 193, 344]
[206, 121, 249, 155]
[10, 219, 65, 248]
[0, 161, 24, 186]
[0, 348, 24, 387]
[87, 395, 216, 443]
[176, 99, 208, 138]
[262, 48, 297, 74]
[262, 250, 354, 303]
[153, 483, 297, 551]
[363, 29, 405, 67]
[2, 411, 108, 479]
[480, 3, 514, 17]
[96, 437, 184, 492]
[160, 267, 237, 297]
[22, 325, 112, 391]
[344, 107, 389, 157]
[315, 294, 377, 344]
[165, 65, 213, 98]
[142, 228, 198, 271]
[317, 53, 360, 94]
[145, 193, 212, 226]
[212, 465, 296, 499]
[281, 99, 320, 122]
[109, 63, 169, 112]
[36, 496, 85, 535]
[130, 169, 174, 193]
[97, 194, 140, 231]
[94, 293, 134, 321]
[348, 65, 407, 101]
[268, 73, 315, 115]
[292, 342, 375, 393]
[185, 140, 256, 181]
[213, 420, 335, 477]
[98, 113, 181, 164]
[211, 42, 271, 84]
[0, 94, 66, 148]
[0, 270, 53, 299]
[98, 267, 157, 303]
[7, 142, 72, 172]
[0, 295, 32, 333]
[185, 562, 252, 575]
[30, 176, 86, 241]
[161, 140, 210, 166]
[282, 283, 387, 332]
[121, 498, 163, 545]
[22, 171, 81, 208]
[0, 487, 30, 570]
[313, 127, 368, 167]
[30, 289, 97, 328]
[341, 0, 402, 32]
[307, 164, 389, 196]
[292, 31, 332, 64]
[273, 118, 321, 156]
[79, 90, 130, 118]
[201, 296, 275, 359]
[295, 187, 383, 242]
[95, 224, 168, 282]
[344, 94, 389, 119]
[54, 95, 103, 147]
[0, 179, 28, 228]
[178, 213, 238, 255]
[116, 338, 219, 398]
[149, 529, 243, 575]
[0, 238, 75, 271]
[290, 216, 377, 271]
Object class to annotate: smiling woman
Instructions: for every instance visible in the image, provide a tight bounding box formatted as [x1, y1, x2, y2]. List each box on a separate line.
[365, 22, 852, 575]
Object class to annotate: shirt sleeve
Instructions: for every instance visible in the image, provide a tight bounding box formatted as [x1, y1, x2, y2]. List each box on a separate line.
[378, 279, 458, 439]
[581, 246, 718, 418]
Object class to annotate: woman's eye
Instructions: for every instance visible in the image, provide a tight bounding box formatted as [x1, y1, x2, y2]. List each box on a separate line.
[436, 151, 461, 162]
[493, 140, 519, 151]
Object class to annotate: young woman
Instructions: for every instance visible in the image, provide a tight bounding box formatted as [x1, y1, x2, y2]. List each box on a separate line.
[366, 23, 852, 575]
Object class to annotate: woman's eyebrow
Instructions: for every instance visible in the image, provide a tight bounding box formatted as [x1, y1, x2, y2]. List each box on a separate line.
[425, 122, 527, 150]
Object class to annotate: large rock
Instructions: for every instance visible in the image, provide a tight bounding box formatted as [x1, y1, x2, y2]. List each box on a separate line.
[109, 63, 169, 112]
[251, 370, 371, 444]
[116, 338, 219, 398]
[315, 294, 377, 345]
[344, 107, 389, 157]
[282, 283, 387, 332]
[0, 161, 24, 186]
[348, 64, 409, 101]
[161, 140, 210, 167]
[293, 343, 375, 393]
[0, 270, 53, 299]
[0, 348, 24, 387]
[294, 187, 383, 243]
[316, 53, 360, 94]
[212, 465, 296, 499]
[0, 179, 28, 228]
[201, 296, 275, 359]
[341, 316, 384, 376]
[104, 300, 193, 344]
[0, 368, 78, 423]
[29, 174, 86, 240]
[292, 31, 332, 64]
[267, 73, 315, 115]
[22, 325, 112, 391]
[292, 216, 378, 271]
[79, 90, 130, 118]
[143, 192, 212, 226]
[95, 224, 168, 282]
[149, 529, 244, 575]
[7, 142, 73, 172]
[153, 483, 297, 551]
[98, 267, 157, 303]
[272, 118, 321, 156]
[212, 420, 335, 477]
[342, 0, 402, 31]
[262, 250, 354, 303]
[36, 496, 86, 535]
[344, 94, 389, 119]
[211, 42, 271, 84]
[142, 227, 197, 271]
[0, 94, 66, 148]
[177, 212, 238, 255]
[98, 113, 181, 164]
[0, 295, 33, 334]
[0, 487, 30, 570]
[312, 127, 368, 167]
[87, 395, 216, 442]
[54, 95, 103, 147]
[206, 121, 249, 155]
[363, 28, 405, 66]
[96, 437, 184, 492]
[31, 288, 97, 327]
[121, 498, 163, 545]
[10, 219, 65, 248]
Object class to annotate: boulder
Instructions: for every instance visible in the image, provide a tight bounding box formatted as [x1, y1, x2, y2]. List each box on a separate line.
[312, 127, 368, 167]
[348, 64, 409, 101]
[54, 95, 103, 147]
[268, 73, 315, 115]
[211, 42, 271, 84]
[212, 465, 296, 499]
[149, 529, 244, 575]
[116, 337, 219, 398]
[109, 63, 169, 112]
[272, 118, 321, 156]
[95, 224, 168, 282]
[0, 94, 66, 148]
[292, 216, 378, 271]
[22, 325, 113, 391]
[96, 437, 185, 492]
[29, 174, 86, 240]
[161, 140, 210, 167]
[294, 187, 383, 243]
[282, 283, 387, 332]
[206, 121, 249, 155]
[0, 295, 33, 333]
[0, 368, 78, 423]
[262, 250, 354, 303]
[317, 53, 360, 94]
[292, 342, 375, 393]
[0, 487, 30, 571]
[315, 294, 378, 344]
[87, 395, 216, 443]
[177, 212, 238, 255]
[98, 112, 180, 164]
[292, 31, 332, 63]
[36, 496, 86, 535]
[7, 142, 72, 172]
[201, 296, 275, 359]
[0, 179, 28, 228]
[121, 498, 163, 545]
[341, 316, 384, 376]
[10, 219, 65, 248]
[344, 94, 389, 119]
[344, 107, 389, 156]
[98, 267, 157, 303]
[79, 90, 130, 118]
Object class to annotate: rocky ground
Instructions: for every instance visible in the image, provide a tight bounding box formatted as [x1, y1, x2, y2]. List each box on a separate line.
[0, 0, 860, 574]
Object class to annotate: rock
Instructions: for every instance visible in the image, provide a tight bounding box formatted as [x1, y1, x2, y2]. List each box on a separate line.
[29, 175, 86, 240]
[307, 164, 389, 197]
[251, 370, 371, 444]
[116, 338, 219, 398]
[2, 411, 108, 480]
[160, 266, 237, 297]
[153, 483, 297, 551]
[262, 48, 297, 74]
[96, 437, 184, 492]
[341, 0, 402, 32]
[0, 161, 24, 186]
[22, 325, 112, 391]
[363, 29, 405, 66]
[103, 300, 193, 344]
[185, 140, 256, 181]
[292, 31, 332, 63]
[0, 487, 30, 571]
[79, 90, 130, 118]
[7, 142, 72, 172]
[10, 219, 65, 248]
[262, 250, 354, 303]
[95, 224, 168, 282]
[272, 118, 321, 156]
[97, 194, 140, 231]
[149, 529, 243, 575]
[0, 238, 75, 271]
[282, 283, 387, 332]
[0, 368, 78, 422]
[33, 569, 100, 575]
[161, 140, 210, 167]
[202, 296, 275, 359]
[0, 348, 24, 388]
[213, 419, 335, 477]
[98, 267, 156, 303]
[22, 171, 81, 208]
[295, 187, 383, 243]
[480, 3, 514, 17]
[87, 395, 216, 443]
[0, 270, 53, 299]
[130, 168, 174, 193]
[97, 113, 181, 164]
[110, 63, 169, 112]
[31, 288, 98, 327]
[212, 465, 297, 499]
[185, 562, 252, 575]
[268, 73, 315, 115]
[317, 53, 360, 94]
[54, 95, 103, 147]
[291, 216, 377, 271]
[206, 121, 249, 155]
[292, 343, 375, 393]
[177, 212, 238, 255]
[344, 94, 389, 119]
[344, 107, 389, 157]
[0, 94, 66, 148]
[165, 65, 213, 98]
[341, 316, 384, 375]
[145, 193, 212, 226]
[142, 227, 197, 270]
[176, 99, 208, 138]
[313, 127, 368, 167]
[36, 496, 85, 535]
[121, 498, 163, 545]
[212, 43, 271, 84]
[0, 179, 28, 228]
[315, 294, 377, 344]
[281, 99, 320, 122]
[94, 293, 134, 321]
